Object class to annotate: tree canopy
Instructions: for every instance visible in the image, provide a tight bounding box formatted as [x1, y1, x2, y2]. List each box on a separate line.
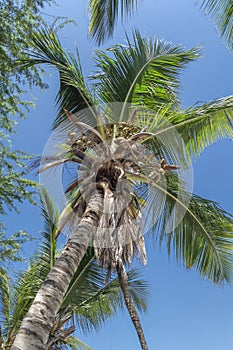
[0, 0, 53, 241]
[87, 0, 233, 49]
[10, 26, 233, 349]
[22, 23, 233, 284]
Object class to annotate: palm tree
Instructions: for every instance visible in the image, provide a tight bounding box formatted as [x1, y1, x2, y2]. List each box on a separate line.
[12, 26, 233, 349]
[1, 190, 148, 350]
[88, 0, 233, 48]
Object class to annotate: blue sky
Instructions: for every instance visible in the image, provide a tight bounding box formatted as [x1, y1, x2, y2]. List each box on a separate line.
[6, 0, 233, 349]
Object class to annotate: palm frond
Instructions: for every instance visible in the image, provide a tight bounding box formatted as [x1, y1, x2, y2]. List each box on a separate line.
[165, 95, 233, 159]
[147, 173, 233, 284]
[125, 268, 149, 312]
[60, 249, 149, 333]
[0, 268, 10, 335]
[18, 26, 97, 129]
[65, 336, 93, 350]
[93, 30, 200, 121]
[132, 96, 233, 166]
[88, 0, 137, 44]
[88, 0, 233, 49]
[39, 188, 59, 269]
[199, 0, 233, 50]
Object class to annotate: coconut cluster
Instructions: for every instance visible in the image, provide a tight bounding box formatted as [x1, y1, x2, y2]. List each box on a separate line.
[66, 122, 141, 152]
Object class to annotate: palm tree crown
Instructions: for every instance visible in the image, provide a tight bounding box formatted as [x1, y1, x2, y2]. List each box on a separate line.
[24, 25, 233, 281]
[11, 25, 233, 349]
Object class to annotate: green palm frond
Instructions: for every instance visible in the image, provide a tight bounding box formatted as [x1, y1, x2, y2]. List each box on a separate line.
[18, 26, 97, 129]
[164, 96, 233, 159]
[199, 0, 233, 50]
[65, 336, 93, 350]
[88, 0, 137, 44]
[93, 31, 200, 121]
[60, 249, 148, 333]
[131, 95, 233, 167]
[146, 173, 233, 284]
[39, 188, 59, 269]
[87, 0, 233, 49]
[0, 268, 10, 333]
[124, 268, 149, 312]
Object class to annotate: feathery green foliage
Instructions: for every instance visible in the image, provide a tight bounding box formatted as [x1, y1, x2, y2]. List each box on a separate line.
[88, 0, 137, 44]
[0, 141, 36, 216]
[0, 269, 10, 330]
[1, 191, 149, 348]
[0, 230, 31, 263]
[199, 0, 233, 50]
[61, 251, 148, 333]
[170, 96, 233, 158]
[10, 24, 233, 350]
[124, 168, 233, 284]
[0, 0, 54, 245]
[18, 27, 233, 287]
[138, 97, 233, 161]
[87, 0, 233, 49]
[94, 31, 200, 117]
[156, 174, 233, 284]
[19, 26, 97, 129]
[0, 0, 50, 125]
[62, 336, 93, 350]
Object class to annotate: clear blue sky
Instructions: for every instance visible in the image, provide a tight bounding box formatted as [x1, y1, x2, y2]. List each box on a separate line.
[6, 0, 233, 349]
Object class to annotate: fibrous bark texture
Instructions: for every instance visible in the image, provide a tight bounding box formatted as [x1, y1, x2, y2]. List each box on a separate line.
[11, 192, 103, 350]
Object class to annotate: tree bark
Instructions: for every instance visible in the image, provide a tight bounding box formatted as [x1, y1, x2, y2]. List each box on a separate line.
[11, 193, 103, 350]
[116, 258, 149, 350]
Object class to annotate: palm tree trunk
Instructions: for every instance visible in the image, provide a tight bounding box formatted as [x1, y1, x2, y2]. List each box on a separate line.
[116, 258, 149, 350]
[11, 192, 103, 350]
